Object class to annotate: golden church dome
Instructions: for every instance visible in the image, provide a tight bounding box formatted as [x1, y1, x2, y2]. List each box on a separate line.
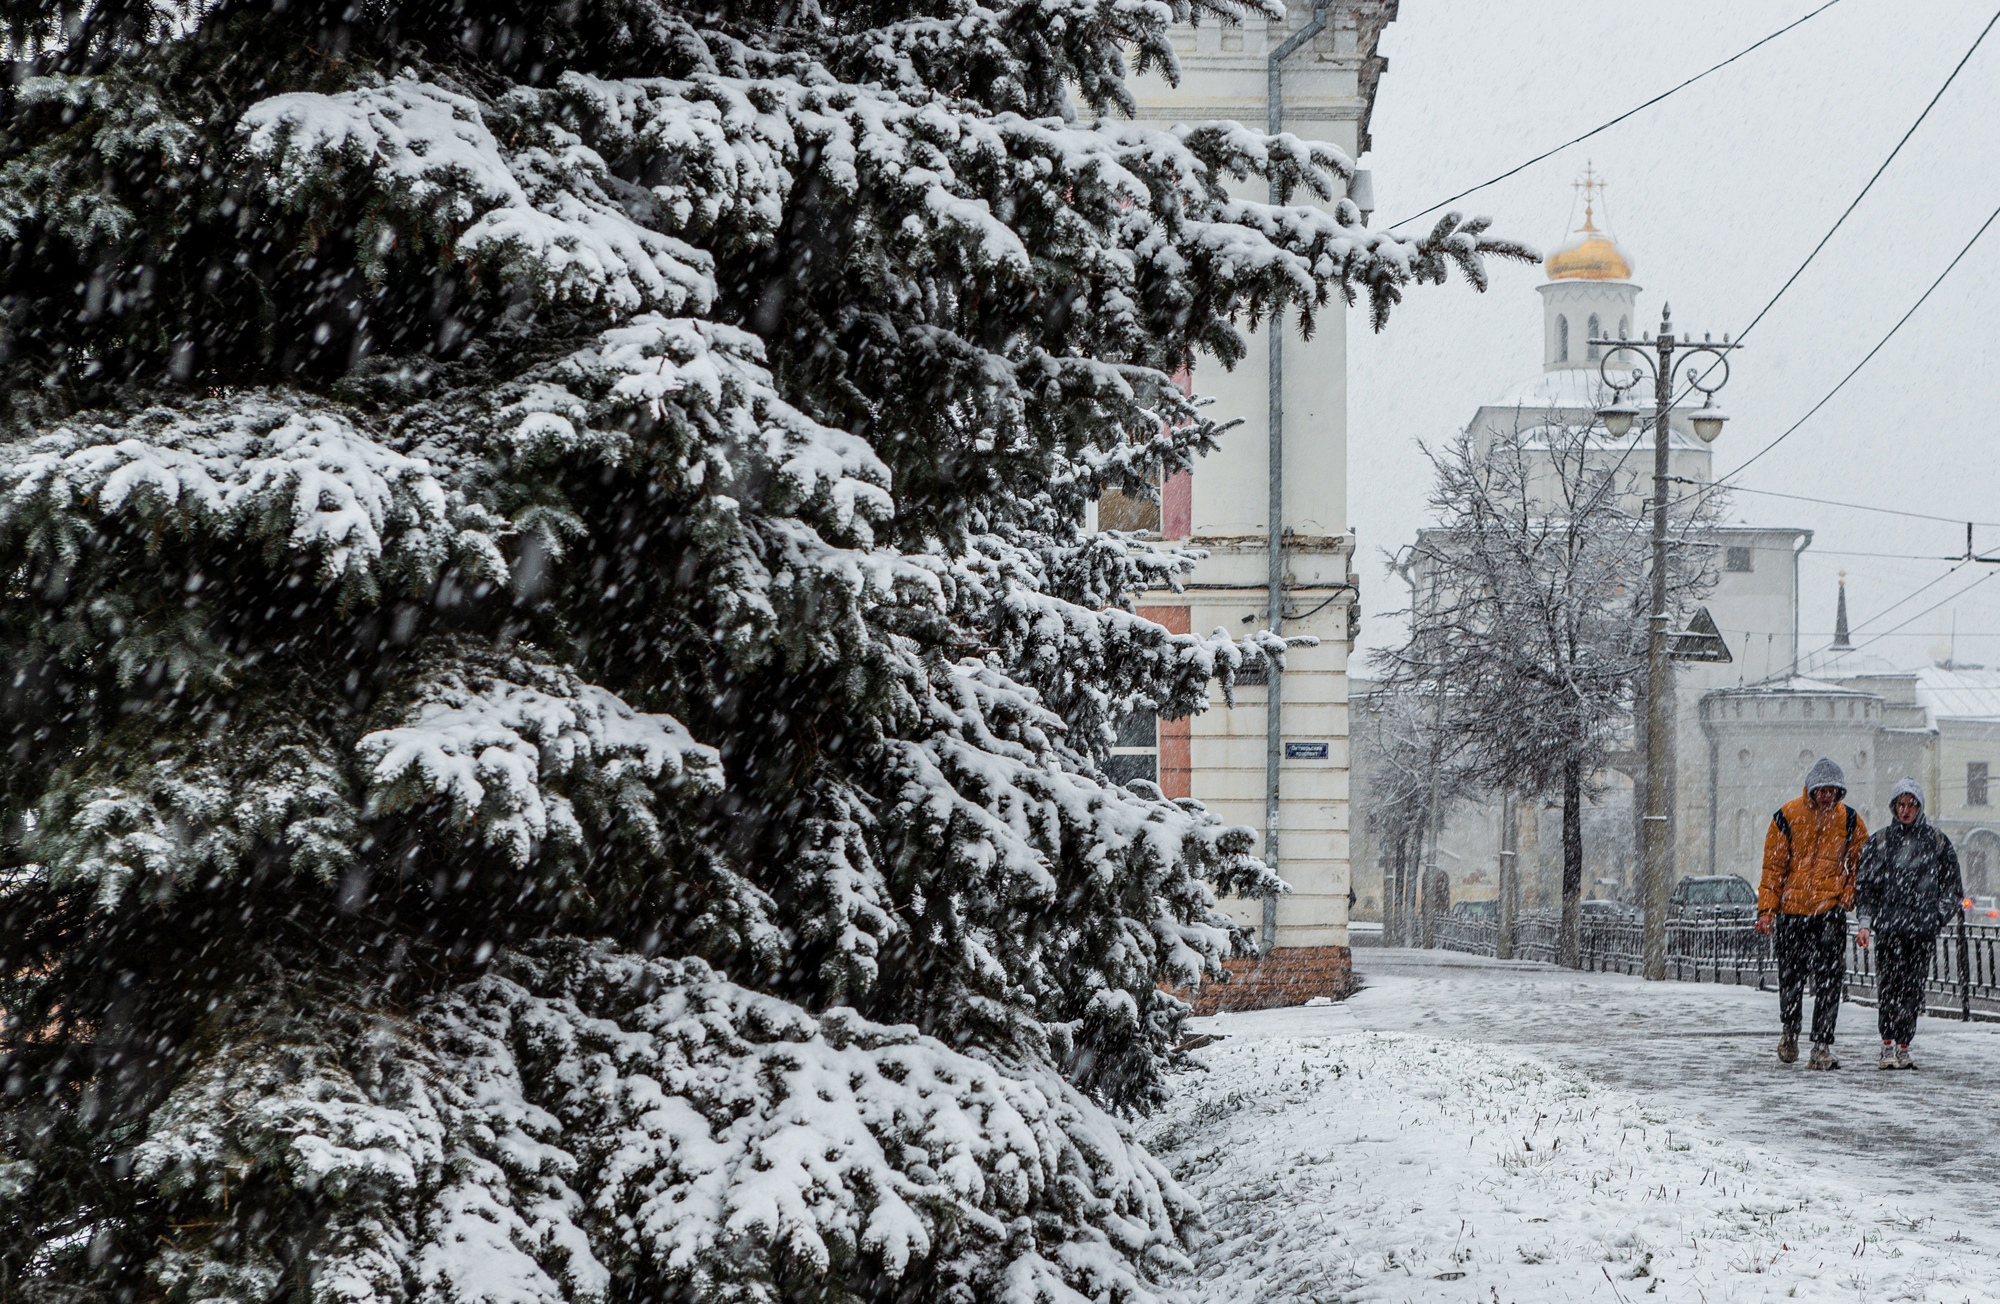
[1544, 205, 1633, 281]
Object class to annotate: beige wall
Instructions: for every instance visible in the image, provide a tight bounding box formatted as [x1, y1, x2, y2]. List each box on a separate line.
[1126, 3, 1394, 947]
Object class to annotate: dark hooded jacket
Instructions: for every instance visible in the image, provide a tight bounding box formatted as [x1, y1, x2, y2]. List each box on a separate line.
[1856, 777, 1964, 937]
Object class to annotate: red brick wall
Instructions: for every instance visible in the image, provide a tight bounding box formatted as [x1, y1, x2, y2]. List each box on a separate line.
[1162, 470, 1191, 540]
[1177, 945, 1354, 1014]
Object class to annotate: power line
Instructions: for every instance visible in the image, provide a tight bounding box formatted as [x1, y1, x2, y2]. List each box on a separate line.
[1722, 5, 2000, 351]
[1848, 559, 1974, 637]
[1804, 549, 1991, 562]
[1713, 199, 2000, 487]
[1644, 7, 2000, 498]
[1761, 558, 1975, 683]
[1384, 0, 1847, 231]
[1716, 484, 2000, 529]
[1846, 570, 1999, 658]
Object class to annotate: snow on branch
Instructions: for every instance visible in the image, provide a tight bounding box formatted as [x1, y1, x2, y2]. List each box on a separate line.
[26, 695, 360, 907]
[132, 945, 1200, 1304]
[241, 76, 715, 314]
[520, 313, 895, 545]
[360, 642, 723, 868]
[0, 395, 504, 600]
[893, 658, 1275, 976]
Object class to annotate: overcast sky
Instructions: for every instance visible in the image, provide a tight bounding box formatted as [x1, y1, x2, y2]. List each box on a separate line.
[1343, 0, 2000, 677]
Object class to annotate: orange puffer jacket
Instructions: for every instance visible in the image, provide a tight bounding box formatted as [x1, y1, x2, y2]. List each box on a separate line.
[1758, 792, 1868, 917]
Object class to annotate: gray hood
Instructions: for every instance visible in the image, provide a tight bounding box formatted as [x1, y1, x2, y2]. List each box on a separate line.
[1804, 756, 1847, 797]
[1891, 775, 1925, 815]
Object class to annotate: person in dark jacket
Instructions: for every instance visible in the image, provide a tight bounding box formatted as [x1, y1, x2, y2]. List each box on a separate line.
[1856, 777, 1963, 1070]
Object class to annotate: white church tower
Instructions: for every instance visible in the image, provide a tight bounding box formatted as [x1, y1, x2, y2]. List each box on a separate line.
[1537, 168, 1641, 372]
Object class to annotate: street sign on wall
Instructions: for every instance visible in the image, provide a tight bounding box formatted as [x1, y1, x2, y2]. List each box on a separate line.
[1285, 742, 1331, 760]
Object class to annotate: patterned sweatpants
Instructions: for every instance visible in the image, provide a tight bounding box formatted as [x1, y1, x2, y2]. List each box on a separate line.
[1874, 932, 1933, 1045]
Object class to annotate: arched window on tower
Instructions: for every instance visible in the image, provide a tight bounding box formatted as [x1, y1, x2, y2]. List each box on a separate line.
[1587, 314, 1601, 360]
[1556, 315, 1569, 362]
[1618, 314, 1630, 339]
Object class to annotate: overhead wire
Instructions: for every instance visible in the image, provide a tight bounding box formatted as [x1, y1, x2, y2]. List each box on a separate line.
[1698, 199, 2000, 493]
[1761, 559, 1978, 684]
[1383, 0, 1847, 231]
[1715, 4, 2000, 352]
[1843, 570, 2000, 658]
[1706, 484, 2000, 529]
[1611, 6, 2000, 507]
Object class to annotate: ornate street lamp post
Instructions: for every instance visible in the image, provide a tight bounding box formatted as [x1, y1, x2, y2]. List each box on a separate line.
[1597, 307, 1737, 981]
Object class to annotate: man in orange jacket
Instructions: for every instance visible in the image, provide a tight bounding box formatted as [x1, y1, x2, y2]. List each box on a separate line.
[1757, 757, 1868, 1070]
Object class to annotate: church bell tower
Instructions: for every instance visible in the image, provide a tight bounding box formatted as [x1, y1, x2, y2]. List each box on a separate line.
[1537, 165, 1642, 372]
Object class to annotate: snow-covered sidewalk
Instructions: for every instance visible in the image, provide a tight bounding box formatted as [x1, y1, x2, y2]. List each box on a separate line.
[1144, 950, 2000, 1302]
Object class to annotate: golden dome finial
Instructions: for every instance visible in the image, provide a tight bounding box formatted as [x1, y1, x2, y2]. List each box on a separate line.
[1545, 162, 1632, 281]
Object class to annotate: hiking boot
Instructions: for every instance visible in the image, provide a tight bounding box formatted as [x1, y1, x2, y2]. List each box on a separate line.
[1878, 1042, 1897, 1070]
[1777, 1031, 1799, 1064]
[1807, 1042, 1840, 1071]
[1895, 1044, 1916, 1071]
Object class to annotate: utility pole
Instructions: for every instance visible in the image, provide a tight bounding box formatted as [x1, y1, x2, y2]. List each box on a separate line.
[1596, 308, 1736, 981]
[1496, 791, 1518, 960]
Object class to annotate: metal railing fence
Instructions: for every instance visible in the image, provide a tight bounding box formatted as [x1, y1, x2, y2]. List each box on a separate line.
[1426, 910, 2000, 1019]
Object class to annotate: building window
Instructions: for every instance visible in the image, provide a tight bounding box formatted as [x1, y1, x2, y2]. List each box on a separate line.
[1618, 314, 1630, 339]
[1971, 761, 1990, 808]
[1586, 313, 1601, 361]
[1967, 831, 2000, 894]
[1106, 706, 1158, 787]
[1556, 315, 1569, 362]
[1725, 546, 1753, 572]
[1097, 473, 1161, 534]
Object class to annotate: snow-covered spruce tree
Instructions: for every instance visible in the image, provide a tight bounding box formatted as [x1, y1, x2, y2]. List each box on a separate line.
[0, 2, 1527, 1297]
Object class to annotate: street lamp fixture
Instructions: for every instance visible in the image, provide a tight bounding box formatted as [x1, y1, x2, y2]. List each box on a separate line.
[1599, 399, 1641, 438]
[1690, 394, 1729, 444]
[1591, 305, 1740, 982]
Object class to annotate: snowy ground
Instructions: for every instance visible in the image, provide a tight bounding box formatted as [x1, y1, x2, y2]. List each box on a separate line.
[1144, 949, 2000, 1303]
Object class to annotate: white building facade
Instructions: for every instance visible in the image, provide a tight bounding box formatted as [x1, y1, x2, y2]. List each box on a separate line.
[1112, 1, 1398, 1004]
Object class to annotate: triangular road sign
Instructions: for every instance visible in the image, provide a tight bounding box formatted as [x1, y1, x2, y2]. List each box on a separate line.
[1670, 606, 1732, 663]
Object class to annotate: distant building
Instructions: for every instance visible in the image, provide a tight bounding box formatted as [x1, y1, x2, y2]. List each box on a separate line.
[1699, 590, 2000, 895]
[1354, 184, 1812, 917]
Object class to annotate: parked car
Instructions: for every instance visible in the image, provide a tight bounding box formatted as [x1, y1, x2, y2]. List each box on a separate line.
[1670, 875, 1758, 920]
[1578, 899, 1639, 923]
[1449, 900, 1498, 921]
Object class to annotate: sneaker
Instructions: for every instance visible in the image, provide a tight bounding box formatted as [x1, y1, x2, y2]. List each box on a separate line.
[1778, 1031, 1799, 1064]
[1895, 1044, 1916, 1071]
[1878, 1042, 1897, 1070]
[1807, 1042, 1840, 1071]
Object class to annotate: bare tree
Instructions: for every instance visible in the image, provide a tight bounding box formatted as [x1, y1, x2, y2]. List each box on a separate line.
[1362, 685, 1475, 947]
[1385, 414, 1718, 967]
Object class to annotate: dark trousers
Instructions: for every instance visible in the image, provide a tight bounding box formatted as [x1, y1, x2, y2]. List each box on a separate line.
[1776, 910, 1846, 1044]
[1874, 932, 1934, 1045]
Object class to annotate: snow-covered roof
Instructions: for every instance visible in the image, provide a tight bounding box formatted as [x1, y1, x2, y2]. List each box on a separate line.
[1713, 674, 1882, 698]
[1795, 645, 1907, 680]
[1914, 665, 2000, 721]
[1479, 369, 1706, 449]
[1487, 368, 1613, 412]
